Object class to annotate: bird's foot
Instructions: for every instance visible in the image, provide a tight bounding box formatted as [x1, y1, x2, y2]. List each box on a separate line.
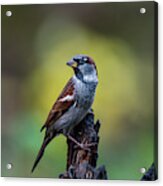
[76, 143, 90, 151]
[67, 135, 97, 151]
[77, 142, 97, 151]
[83, 142, 97, 147]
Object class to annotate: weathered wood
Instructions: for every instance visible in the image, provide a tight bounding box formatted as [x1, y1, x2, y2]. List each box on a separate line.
[141, 163, 158, 181]
[59, 111, 108, 179]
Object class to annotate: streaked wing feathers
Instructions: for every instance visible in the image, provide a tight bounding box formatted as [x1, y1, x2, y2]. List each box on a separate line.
[40, 78, 75, 131]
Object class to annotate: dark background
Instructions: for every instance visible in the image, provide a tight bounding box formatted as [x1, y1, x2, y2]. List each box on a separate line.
[2, 1, 157, 180]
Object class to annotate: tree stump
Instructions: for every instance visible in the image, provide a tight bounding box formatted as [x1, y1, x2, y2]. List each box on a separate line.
[141, 163, 158, 181]
[59, 111, 108, 179]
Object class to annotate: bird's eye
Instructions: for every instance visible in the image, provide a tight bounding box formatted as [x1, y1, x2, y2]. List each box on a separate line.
[83, 57, 88, 62]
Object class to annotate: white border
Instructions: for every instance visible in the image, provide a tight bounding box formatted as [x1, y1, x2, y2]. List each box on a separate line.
[0, 0, 157, 5]
[0, 0, 162, 186]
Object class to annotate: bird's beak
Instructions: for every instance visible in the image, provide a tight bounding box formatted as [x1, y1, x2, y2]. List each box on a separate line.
[66, 60, 78, 68]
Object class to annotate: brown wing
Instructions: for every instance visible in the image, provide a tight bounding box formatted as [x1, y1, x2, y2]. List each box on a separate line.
[40, 78, 75, 131]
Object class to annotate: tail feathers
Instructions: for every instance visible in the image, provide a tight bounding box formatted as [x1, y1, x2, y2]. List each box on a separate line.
[31, 136, 51, 173]
[40, 125, 46, 132]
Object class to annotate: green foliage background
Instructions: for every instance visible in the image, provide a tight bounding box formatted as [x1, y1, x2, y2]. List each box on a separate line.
[2, 2, 156, 180]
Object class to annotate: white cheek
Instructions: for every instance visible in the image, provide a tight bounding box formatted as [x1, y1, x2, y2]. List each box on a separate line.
[83, 71, 98, 83]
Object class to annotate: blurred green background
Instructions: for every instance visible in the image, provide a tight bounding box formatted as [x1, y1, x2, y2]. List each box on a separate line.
[2, 2, 156, 180]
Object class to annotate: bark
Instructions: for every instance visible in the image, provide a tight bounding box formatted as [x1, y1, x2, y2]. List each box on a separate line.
[141, 163, 158, 181]
[59, 111, 108, 179]
[58, 111, 157, 181]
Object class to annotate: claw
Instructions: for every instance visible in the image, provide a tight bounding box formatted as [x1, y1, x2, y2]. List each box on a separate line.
[84, 142, 97, 147]
[74, 144, 90, 151]
[67, 135, 96, 152]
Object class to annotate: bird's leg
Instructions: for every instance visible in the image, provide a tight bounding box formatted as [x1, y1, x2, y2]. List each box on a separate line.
[84, 142, 97, 147]
[67, 135, 91, 151]
[67, 135, 85, 149]
[67, 135, 97, 151]
[81, 138, 97, 148]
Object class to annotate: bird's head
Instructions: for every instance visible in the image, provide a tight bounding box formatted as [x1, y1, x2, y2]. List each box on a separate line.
[67, 55, 98, 84]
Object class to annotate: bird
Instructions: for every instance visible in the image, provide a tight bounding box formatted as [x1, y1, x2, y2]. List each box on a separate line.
[31, 54, 98, 173]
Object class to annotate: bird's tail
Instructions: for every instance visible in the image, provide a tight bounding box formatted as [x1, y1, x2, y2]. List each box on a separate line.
[31, 135, 52, 173]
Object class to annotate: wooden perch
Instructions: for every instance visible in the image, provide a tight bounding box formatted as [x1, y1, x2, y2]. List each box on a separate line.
[58, 110, 157, 180]
[59, 111, 108, 179]
[141, 163, 158, 181]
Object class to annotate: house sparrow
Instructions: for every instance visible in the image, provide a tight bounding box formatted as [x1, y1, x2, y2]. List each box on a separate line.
[31, 54, 98, 172]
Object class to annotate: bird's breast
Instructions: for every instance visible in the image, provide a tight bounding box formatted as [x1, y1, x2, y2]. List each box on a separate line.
[75, 80, 97, 109]
[52, 77, 97, 134]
